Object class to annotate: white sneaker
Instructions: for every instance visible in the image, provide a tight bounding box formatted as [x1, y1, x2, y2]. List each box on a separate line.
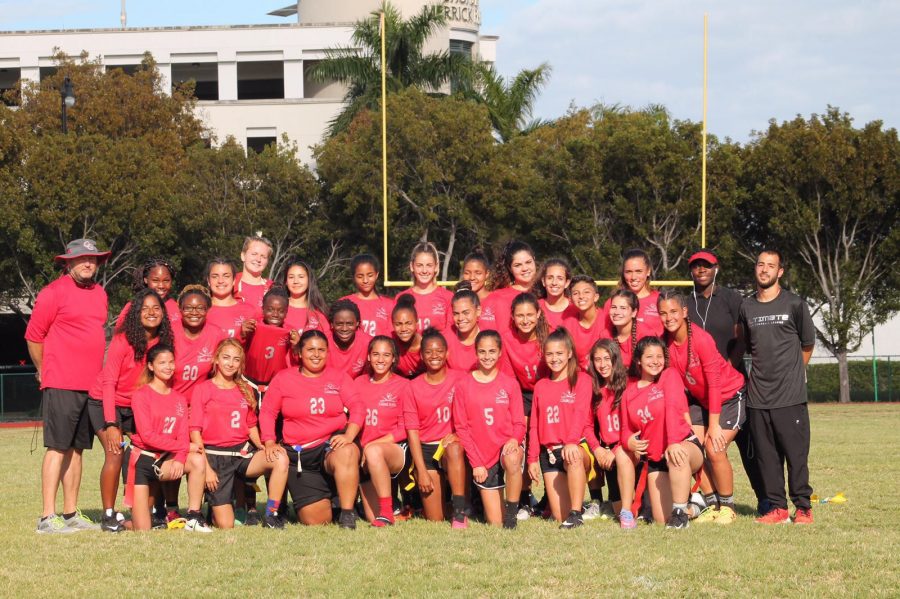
[582, 501, 602, 521]
[184, 513, 213, 533]
[516, 507, 531, 521]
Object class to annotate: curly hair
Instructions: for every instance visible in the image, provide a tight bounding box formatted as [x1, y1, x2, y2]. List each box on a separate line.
[116, 288, 174, 361]
[490, 240, 536, 291]
[532, 257, 572, 300]
[132, 257, 177, 295]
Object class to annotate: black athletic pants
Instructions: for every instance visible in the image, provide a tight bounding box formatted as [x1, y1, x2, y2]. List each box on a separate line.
[734, 426, 767, 505]
[746, 404, 812, 511]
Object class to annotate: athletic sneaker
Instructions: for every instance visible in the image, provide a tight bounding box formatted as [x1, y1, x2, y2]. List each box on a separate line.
[234, 508, 248, 525]
[338, 510, 358, 530]
[715, 505, 737, 525]
[582, 500, 602, 521]
[151, 512, 168, 530]
[101, 513, 125, 533]
[516, 507, 532, 521]
[371, 516, 393, 528]
[451, 510, 469, 530]
[244, 509, 261, 527]
[559, 510, 584, 530]
[63, 509, 100, 531]
[755, 507, 791, 524]
[184, 512, 213, 533]
[393, 505, 413, 521]
[502, 515, 518, 530]
[619, 510, 637, 530]
[264, 512, 285, 529]
[36, 514, 77, 534]
[665, 508, 690, 529]
[694, 506, 720, 524]
[792, 508, 813, 524]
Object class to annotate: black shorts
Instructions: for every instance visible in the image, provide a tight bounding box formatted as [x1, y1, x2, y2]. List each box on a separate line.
[538, 440, 587, 474]
[42, 388, 93, 451]
[205, 444, 255, 507]
[360, 442, 410, 483]
[420, 441, 444, 472]
[122, 446, 165, 486]
[598, 445, 621, 503]
[284, 442, 334, 510]
[522, 390, 534, 417]
[688, 389, 747, 430]
[87, 398, 135, 435]
[647, 435, 704, 473]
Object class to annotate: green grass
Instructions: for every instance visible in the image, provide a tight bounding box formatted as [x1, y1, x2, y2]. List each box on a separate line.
[1, 404, 898, 598]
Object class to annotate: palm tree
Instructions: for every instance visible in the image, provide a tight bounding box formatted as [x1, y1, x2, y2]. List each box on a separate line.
[473, 62, 552, 142]
[308, 2, 473, 137]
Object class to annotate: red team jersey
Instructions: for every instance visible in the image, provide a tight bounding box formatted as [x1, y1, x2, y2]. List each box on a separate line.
[620, 368, 692, 462]
[477, 292, 500, 331]
[233, 273, 273, 311]
[244, 322, 292, 383]
[667, 326, 745, 414]
[453, 372, 526, 469]
[527, 373, 593, 464]
[341, 294, 395, 337]
[88, 334, 160, 422]
[479, 287, 522, 334]
[585, 386, 621, 450]
[500, 330, 547, 392]
[284, 305, 328, 334]
[130, 385, 190, 463]
[397, 287, 453, 333]
[115, 298, 181, 328]
[539, 299, 579, 332]
[206, 301, 260, 340]
[404, 370, 462, 442]
[354, 375, 410, 447]
[445, 332, 478, 372]
[260, 368, 363, 447]
[395, 341, 424, 378]
[326, 333, 372, 378]
[563, 313, 611, 371]
[172, 323, 225, 399]
[603, 291, 664, 338]
[189, 380, 258, 447]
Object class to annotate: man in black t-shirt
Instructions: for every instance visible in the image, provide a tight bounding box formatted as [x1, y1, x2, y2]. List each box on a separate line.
[687, 250, 766, 512]
[740, 249, 816, 524]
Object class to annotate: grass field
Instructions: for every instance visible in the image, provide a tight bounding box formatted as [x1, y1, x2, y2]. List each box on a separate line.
[1, 404, 898, 598]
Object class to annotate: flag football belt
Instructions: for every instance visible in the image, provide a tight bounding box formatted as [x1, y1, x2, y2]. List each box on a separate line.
[204, 442, 254, 458]
[543, 442, 597, 482]
[405, 440, 444, 491]
[124, 444, 169, 508]
[243, 377, 268, 396]
[282, 438, 329, 473]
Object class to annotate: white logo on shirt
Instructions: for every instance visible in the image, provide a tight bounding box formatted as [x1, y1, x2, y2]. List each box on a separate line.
[197, 347, 214, 364]
[432, 303, 446, 316]
[324, 383, 340, 395]
[380, 392, 398, 408]
[648, 387, 664, 403]
[375, 307, 389, 321]
[560, 390, 576, 404]
[481, 307, 495, 322]
[495, 389, 510, 404]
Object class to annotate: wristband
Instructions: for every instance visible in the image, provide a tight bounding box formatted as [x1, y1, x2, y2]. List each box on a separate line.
[103, 421, 119, 430]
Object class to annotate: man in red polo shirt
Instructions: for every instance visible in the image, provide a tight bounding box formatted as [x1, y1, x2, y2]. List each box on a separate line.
[26, 239, 111, 534]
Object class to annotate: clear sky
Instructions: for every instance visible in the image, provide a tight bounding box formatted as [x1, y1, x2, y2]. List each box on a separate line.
[1, 0, 897, 141]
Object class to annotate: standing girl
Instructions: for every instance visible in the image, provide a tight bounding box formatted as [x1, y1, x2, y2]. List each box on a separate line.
[446, 285, 482, 372]
[453, 331, 526, 528]
[619, 337, 704, 529]
[189, 339, 290, 529]
[658, 290, 746, 524]
[534, 258, 577, 331]
[461, 252, 494, 329]
[397, 242, 453, 333]
[115, 257, 180, 327]
[88, 289, 174, 533]
[244, 287, 293, 386]
[392, 295, 424, 378]
[125, 344, 209, 532]
[603, 249, 663, 337]
[404, 329, 469, 527]
[564, 276, 608, 370]
[172, 286, 225, 399]
[340, 254, 395, 337]
[527, 328, 594, 529]
[326, 299, 372, 379]
[260, 330, 364, 528]
[205, 258, 259, 341]
[354, 336, 411, 526]
[233, 235, 274, 310]
[484, 241, 538, 334]
[282, 258, 329, 334]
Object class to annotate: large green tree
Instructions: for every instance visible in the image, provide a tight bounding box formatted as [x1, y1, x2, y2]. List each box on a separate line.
[308, 2, 473, 137]
[741, 107, 900, 403]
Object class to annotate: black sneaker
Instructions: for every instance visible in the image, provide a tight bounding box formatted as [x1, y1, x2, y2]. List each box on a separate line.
[338, 510, 357, 530]
[502, 515, 518, 530]
[264, 512, 285, 529]
[559, 510, 584, 530]
[244, 509, 261, 527]
[101, 513, 125, 533]
[151, 512, 168, 530]
[666, 508, 690, 529]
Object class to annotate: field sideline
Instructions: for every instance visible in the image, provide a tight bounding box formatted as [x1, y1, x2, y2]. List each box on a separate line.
[1, 404, 897, 598]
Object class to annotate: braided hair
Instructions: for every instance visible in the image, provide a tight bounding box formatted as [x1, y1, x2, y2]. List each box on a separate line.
[657, 289, 693, 367]
[117, 288, 174, 361]
[132, 257, 177, 295]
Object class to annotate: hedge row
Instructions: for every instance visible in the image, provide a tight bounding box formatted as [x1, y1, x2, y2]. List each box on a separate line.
[805, 360, 899, 402]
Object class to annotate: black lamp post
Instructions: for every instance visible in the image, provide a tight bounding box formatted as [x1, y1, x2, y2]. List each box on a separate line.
[60, 76, 75, 134]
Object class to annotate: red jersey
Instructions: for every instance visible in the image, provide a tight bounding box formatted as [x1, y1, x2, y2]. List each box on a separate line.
[233, 273, 273, 311]
[130, 385, 190, 463]
[245, 322, 291, 383]
[667, 326, 745, 414]
[477, 291, 500, 331]
[206, 301, 260, 340]
[284, 305, 328, 334]
[354, 375, 410, 447]
[397, 287, 453, 333]
[500, 330, 546, 391]
[340, 294, 394, 337]
[453, 372, 526, 469]
[563, 312, 610, 370]
[326, 332, 372, 378]
[585, 386, 621, 450]
[395, 341, 424, 378]
[527, 373, 593, 464]
[445, 332, 477, 372]
[189, 380, 258, 447]
[260, 368, 363, 447]
[172, 323, 225, 399]
[620, 368, 692, 462]
[539, 299, 579, 332]
[88, 334, 160, 423]
[25, 275, 108, 391]
[479, 287, 522, 334]
[115, 298, 180, 329]
[404, 370, 462, 442]
[603, 291, 663, 338]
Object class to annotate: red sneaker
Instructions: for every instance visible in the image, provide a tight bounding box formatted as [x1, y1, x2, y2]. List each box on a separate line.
[754, 508, 791, 524]
[792, 508, 813, 524]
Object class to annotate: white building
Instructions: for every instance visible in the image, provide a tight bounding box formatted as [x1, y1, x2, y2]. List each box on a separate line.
[0, 0, 497, 164]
